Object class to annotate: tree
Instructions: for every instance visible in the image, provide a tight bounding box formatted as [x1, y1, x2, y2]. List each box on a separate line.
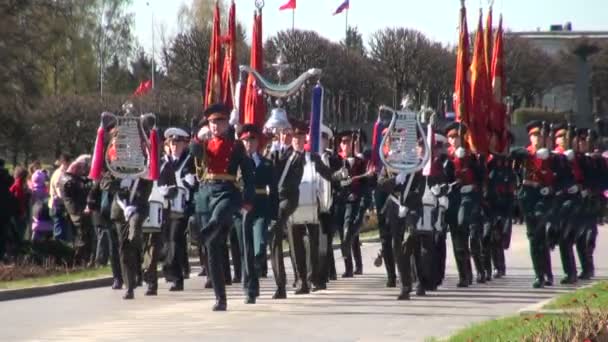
[342, 26, 365, 56]
[504, 35, 561, 108]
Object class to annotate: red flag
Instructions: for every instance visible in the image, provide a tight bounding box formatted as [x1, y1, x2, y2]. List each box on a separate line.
[221, 1, 236, 110]
[484, 6, 493, 83]
[243, 12, 266, 129]
[133, 80, 152, 97]
[279, 0, 296, 10]
[204, 2, 222, 107]
[491, 15, 507, 153]
[469, 9, 491, 155]
[453, 3, 470, 127]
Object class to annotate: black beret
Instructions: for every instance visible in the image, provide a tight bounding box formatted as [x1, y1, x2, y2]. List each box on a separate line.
[204, 103, 230, 119]
[444, 121, 466, 136]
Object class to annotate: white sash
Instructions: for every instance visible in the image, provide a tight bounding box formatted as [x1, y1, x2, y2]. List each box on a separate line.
[278, 152, 297, 191]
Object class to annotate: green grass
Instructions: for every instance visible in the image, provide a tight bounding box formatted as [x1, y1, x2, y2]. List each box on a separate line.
[442, 281, 608, 341]
[445, 314, 572, 342]
[544, 280, 608, 310]
[0, 266, 111, 290]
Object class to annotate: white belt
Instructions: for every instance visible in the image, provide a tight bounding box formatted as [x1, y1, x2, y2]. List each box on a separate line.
[567, 185, 579, 195]
[581, 189, 589, 198]
[460, 184, 474, 194]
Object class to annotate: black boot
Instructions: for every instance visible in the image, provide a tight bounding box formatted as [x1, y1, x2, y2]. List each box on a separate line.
[476, 272, 486, 284]
[112, 278, 123, 290]
[386, 277, 397, 288]
[213, 298, 227, 311]
[342, 257, 354, 278]
[204, 279, 213, 289]
[532, 277, 544, 289]
[244, 295, 256, 304]
[272, 287, 287, 299]
[312, 283, 327, 292]
[295, 285, 310, 295]
[169, 279, 184, 292]
[397, 289, 410, 300]
[123, 289, 134, 300]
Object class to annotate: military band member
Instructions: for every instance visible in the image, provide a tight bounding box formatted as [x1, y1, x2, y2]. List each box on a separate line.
[377, 140, 428, 300]
[237, 124, 278, 303]
[515, 121, 554, 288]
[189, 103, 255, 311]
[374, 128, 397, 288]
[445, 122, 482, 286]
[486, 134, 516, 279]
[158, 127, 196, 292]
[426, 132, 452, 289]
[574, 128, 598, 280]
[551, 123, 582, 284]
[332, 131, 368, 278]
[314, 126, 342, 290]
[101, 170, 153, 300]
[268, 121, 308, 299]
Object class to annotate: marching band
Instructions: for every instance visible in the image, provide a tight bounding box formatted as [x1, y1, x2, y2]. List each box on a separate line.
[80, 58, 605, 312]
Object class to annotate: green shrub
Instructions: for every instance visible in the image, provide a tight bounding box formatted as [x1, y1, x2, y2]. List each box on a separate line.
[512, 107, 570, 125]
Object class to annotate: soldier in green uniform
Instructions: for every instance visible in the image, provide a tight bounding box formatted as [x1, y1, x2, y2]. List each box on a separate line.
[551, 123, 582, 284]
[514, 121, 555, 288]
[189, 103, 255, 311]
[574, 128, 599, 280]
[236, 124, 278, 303]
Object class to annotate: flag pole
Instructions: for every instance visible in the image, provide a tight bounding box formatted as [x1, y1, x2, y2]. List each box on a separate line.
[345, 8, 349, 36]
[292, 8, 295, 31]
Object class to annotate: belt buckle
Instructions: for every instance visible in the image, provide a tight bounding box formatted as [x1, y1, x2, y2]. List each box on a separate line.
[540, 187, 551, 196]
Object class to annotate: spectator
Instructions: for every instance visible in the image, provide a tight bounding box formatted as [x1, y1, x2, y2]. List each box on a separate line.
[0, 159, 14, 261]
[61, 155, 94, 265]
[50, 154, 71, 241]
[9, 166, 29, 245]
[31, 170, 53, 241]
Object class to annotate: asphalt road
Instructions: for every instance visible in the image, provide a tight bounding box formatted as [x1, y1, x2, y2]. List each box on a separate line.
[0, 226, 606, 342]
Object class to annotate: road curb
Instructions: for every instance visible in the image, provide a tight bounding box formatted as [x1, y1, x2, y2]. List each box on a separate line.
[0, 235, 382, 302]
[0, 276, 113, 302]
[518, 282, 600, 316]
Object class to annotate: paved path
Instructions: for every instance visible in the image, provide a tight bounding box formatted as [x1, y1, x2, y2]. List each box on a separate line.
[1, 226, 607, 342]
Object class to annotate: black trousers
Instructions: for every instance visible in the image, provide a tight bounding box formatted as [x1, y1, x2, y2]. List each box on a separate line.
[290, 223, 323, 289]
[270, 198, 298, 290]
[334, 199, 361, 275]
[114, 213, 145, 291]
[196, 183, 241, 302]
[230, 215, 242, 281]
[375, 191, 396, 281]
[163, 215, 189, 283]
[318, 212, 335, 285]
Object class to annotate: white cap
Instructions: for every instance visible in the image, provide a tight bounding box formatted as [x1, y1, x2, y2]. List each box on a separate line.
[164, 127, 189, 140]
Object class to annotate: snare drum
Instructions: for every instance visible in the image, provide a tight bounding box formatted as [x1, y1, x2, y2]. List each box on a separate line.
[142, 200, 163, 233]
[170, 186, 188, 217]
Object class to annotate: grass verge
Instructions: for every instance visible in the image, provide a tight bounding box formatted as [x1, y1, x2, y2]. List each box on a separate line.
[443, 281, 608, 341]
[0, 266, 111, 290]
[544, 280, 608, 310]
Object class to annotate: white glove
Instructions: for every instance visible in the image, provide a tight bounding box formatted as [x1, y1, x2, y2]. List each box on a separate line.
[395, 171, 407, 185]
[197, 126, 211, 141]
[564, 149, 575, 161]
[124, 206, 136, 221]
[158, 185, 169, 197]
[340, 179, 352, 187]
[536, 148, 550, 160]
[455, 147, 466, 159]
[398, 205, 408, 218]
[183, 174, 196, 186]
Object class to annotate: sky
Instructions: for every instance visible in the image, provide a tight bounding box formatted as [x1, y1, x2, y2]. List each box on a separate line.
[133, 0, 608, 58]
